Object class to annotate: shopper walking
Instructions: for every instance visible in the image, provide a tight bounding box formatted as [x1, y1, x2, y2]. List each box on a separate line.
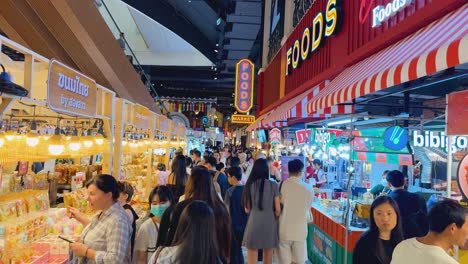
[391, 200, 468, 264]
[117, 181, 139, 261]
[166, 155, 188, 202]
[134, 186, 173, 264]
[206, 156, 229, 198]
[156, 166, 231, 262]
[150, 201, 223, 264]
[277, 159, 314, 264]
[224, 166, 249, 264]
[242, 159, 281, 264]
[68, 174, 132, 263]
[386, 170, 428, 238]
[353, 196, 404, 264]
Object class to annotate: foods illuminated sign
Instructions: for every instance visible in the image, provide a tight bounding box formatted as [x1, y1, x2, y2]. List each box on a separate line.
[234, 59, 254, 113]
[286, 0, 342, 76]
[359, 0, 412, 28]
[48, 60, 97, 118]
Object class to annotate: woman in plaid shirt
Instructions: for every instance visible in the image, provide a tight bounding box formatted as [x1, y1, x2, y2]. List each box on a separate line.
[69, 174, 132, 263]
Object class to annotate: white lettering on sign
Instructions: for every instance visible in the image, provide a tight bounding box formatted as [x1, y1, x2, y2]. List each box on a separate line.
[372, 0, 412, 28]
[136, 113, 148, 121]
[315, 130, 331, 144]
[60, 95, 87, 110]
[413, 131, 468, 152]
[58, 74, 89, 97]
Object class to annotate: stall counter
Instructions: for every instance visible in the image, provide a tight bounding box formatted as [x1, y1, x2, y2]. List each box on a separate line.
[307, 203, 366, 264]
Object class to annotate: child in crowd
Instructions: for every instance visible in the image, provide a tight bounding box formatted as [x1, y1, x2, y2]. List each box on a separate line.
[224, 167, 249, 264]
[117, 181, 139, 260]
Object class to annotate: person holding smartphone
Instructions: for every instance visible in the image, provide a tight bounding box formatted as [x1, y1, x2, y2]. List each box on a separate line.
[68, 174, 132, 263]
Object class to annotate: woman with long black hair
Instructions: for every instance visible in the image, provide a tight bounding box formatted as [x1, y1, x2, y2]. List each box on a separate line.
[150, 200, 222, 264]
[353, 196, 404, 264]
[242, 159, 281, 264]
[156, 166, 231, 263]
[166, 155, 187, 202]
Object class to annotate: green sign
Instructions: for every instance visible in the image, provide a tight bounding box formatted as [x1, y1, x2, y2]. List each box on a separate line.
[311, 225, 335, 264]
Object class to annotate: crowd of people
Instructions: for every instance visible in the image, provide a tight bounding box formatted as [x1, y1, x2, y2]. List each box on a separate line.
[64, 146, 468, 264]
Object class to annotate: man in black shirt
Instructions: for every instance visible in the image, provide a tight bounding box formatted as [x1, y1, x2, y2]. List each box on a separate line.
[387, 170, 428, 238]
[205, 156, 229, 198]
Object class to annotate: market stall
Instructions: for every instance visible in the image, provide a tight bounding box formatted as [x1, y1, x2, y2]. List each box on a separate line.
[0, 34, 115, 263]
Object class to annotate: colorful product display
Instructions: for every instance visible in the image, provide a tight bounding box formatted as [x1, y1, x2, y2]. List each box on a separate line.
[0, 190, 82, 263]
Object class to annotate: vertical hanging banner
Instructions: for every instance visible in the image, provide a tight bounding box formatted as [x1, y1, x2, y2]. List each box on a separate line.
[269, 128, 282, 144]
[235, 59, 254, 113]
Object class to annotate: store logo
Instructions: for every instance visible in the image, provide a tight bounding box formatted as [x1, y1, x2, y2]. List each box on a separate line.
[383, 126, 408, 151]
[359, 0, 412, 28]
[413, 131, 468, 152]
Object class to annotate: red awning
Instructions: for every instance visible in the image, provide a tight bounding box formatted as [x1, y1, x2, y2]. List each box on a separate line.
[306, 5, 468, 114]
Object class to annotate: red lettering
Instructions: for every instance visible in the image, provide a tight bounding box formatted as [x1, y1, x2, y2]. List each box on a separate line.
[359, 0, 374, 24]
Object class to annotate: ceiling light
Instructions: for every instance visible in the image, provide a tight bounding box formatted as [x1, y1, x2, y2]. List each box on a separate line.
[216, 43, 219, 47]
[214, 77, 218, 80]
[26, 132, 40, 147]
[68, 136, 82, 151]
[95, 134, 104, 145]
[82, 136, 94, 148]
[214, 49, 218, 53]
[5, 131, 15, 141]
[48, 135, 65, 155]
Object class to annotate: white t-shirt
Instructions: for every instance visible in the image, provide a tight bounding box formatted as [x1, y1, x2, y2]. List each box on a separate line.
[391, 238, 458, 264]
[134, 218, 159, 263]
[279, 177, 314, 241]
[149, 245, 180, 264]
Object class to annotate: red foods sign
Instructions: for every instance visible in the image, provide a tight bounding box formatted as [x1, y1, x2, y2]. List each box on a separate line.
[235, 59, 254, 113]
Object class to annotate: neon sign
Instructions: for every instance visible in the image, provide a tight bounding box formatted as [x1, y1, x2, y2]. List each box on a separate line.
[286, 0, 342, 76]
[359, 0, 412, 28]
[234, 59, 254, 113]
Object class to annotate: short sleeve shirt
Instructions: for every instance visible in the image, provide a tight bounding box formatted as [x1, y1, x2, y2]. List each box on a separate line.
[134, 218, 159, 263]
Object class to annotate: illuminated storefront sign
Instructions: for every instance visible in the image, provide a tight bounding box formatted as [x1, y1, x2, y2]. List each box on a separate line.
[231, 114, 255, 124]
[286, 0, 343, 76]
[48, 59, 97, 118]
[413, 131, 468, 152]
[269, 128, 282, 144]
[234, 59, 254, 113]
[359, 0, 412, 28]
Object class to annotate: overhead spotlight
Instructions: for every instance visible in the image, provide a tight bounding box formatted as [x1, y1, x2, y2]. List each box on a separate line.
[216, 43, 219, 47]
[0, 64, 28, 96]
[214, 49, 218, 53]
[214, 77, 218, 80]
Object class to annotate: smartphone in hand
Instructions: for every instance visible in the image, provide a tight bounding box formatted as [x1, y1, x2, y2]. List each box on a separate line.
[58, 235, 74, 243]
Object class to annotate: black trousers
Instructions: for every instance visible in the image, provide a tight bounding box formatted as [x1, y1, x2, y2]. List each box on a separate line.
[230, 231, 245, 264]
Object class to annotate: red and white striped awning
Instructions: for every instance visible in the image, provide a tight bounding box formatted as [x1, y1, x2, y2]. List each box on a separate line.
[307, 5, 468, 114]
[260, 80, 354, 125]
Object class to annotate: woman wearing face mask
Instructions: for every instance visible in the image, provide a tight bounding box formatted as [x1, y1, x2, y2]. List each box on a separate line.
[353, 196, 404, 264]
[134, 186, 174, 264]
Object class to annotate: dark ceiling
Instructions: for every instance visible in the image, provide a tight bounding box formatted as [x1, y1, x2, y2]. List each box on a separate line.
[121, 0, 264, 115]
